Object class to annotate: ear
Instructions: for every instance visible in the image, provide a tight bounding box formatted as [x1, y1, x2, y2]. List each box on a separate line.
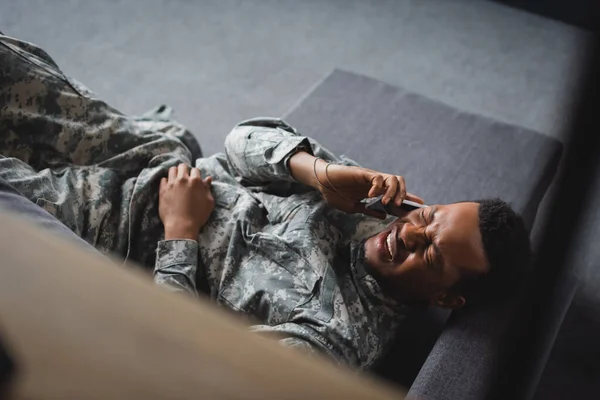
[431, 292, 466, 310]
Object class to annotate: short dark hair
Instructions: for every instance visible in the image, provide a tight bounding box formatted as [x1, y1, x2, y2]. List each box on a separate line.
[452, 198, 531, 308]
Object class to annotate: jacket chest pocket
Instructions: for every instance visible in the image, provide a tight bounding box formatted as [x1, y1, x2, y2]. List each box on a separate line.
[211, 182, 241, 210]
[218, 234, 320, 325]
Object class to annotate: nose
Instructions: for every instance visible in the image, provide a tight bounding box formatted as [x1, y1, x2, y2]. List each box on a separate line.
[399, 222, 426, 251]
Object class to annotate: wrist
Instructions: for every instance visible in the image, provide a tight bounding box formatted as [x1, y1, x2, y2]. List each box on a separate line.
[163, 221, 199, 241]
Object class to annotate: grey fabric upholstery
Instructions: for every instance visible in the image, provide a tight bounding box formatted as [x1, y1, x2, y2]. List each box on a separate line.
[0, 179, 103, 257]
[285, 70, 561, 230]
[284, 70, 563, 399]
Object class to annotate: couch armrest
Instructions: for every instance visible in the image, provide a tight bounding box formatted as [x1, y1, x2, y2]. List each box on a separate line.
[0, 179, 103, 256]
[406, 302, 515, 400]
[407, 269, 578, 400]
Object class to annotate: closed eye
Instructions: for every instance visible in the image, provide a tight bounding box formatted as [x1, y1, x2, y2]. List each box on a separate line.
[419, 209, 428, 225]
[419, 210, 434, 243]
[423, 207, 443, 268]
[420, 207, 436, 225]
[418, 211, 435, 265]
[427, 248, 436, 266]
[419, 207, 441, 267]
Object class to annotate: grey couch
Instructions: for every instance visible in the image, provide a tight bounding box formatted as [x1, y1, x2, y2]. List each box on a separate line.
[284, 70, 565, 399]
[0, 69, 566, 399]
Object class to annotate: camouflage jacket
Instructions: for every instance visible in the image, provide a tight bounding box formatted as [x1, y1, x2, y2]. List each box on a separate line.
[0, 34, 409, 368]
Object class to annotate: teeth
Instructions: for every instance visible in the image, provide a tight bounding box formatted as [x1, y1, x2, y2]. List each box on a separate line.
[386, 232, 393, 260]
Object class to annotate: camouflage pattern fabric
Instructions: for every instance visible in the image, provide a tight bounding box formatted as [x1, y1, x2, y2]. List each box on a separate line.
[0, 34, 410, 368]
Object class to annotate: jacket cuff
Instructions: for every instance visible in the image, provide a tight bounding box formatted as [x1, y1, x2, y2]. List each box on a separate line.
[155, 239, 198, 273]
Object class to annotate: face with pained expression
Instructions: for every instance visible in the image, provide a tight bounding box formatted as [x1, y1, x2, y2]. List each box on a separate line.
[364, 202, 489, 309]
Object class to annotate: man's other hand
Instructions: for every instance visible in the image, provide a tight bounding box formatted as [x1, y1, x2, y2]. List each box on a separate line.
[159, 163, 214, 241]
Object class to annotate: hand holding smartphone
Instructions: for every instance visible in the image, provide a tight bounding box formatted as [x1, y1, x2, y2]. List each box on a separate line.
[362, 195, 426, 216]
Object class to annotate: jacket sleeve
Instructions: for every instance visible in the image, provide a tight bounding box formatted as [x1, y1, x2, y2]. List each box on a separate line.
[224, 117, 313, 186]
[153, 239, 199, 297]
[224, 117, 353, 187]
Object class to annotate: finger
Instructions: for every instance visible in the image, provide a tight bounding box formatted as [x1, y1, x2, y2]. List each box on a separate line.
[355, 203, 386, 220]
[406, 193, 425, 204]
[394, 176, 407, 207]
[177, 163, 189, 178]
[369, 175, 385, 198]
[383, 176, 398, 205]
[168, 166, 177, 181]
[160, 177, 167, 190]
[190, 167, 202, 179]
[204, 176, 213, 186]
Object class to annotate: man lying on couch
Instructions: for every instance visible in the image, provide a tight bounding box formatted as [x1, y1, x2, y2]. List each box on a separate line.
[0, 34, 531, 368]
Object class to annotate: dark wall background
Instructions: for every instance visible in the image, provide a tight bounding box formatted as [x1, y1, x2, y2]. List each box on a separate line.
[495, 0, 597, 30]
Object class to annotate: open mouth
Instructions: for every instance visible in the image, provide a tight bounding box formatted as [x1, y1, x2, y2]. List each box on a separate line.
[366, 222, 410, 268]
[383, 225, 399, 262]
[382, 225, 409, 264]
[385, 228, 395, 261]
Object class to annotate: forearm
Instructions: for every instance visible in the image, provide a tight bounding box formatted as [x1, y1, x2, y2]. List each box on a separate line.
[288, 151, 325, 190]
[154, 239, 199, 297]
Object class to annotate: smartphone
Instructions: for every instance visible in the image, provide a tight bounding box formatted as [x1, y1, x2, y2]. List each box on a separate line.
[363, 195, 426, 215]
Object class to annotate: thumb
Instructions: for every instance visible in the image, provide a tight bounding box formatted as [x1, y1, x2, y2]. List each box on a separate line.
[204, 176, 213, 186]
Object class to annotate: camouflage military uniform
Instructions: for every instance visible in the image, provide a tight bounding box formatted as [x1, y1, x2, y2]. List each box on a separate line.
[0, 34, 410, 368]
